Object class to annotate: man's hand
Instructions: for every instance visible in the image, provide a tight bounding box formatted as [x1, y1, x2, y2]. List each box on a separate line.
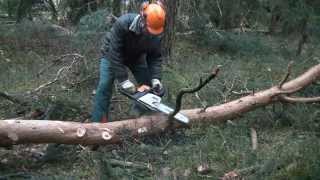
[137, 85, 151, 92]
[151, 79, 164, 96]
[120, 80, 136, 94]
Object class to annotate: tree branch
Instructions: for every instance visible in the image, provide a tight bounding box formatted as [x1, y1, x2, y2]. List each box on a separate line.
[280, 96, 320, 103]
[37, 53, 84, 77]
[1, 64, 320, 146]
[169, 67, 220, 121]
[0, 92, 23, 105]
[109, 159, 151, 170]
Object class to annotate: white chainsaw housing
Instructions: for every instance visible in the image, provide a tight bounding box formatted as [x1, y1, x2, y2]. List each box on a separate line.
[138, 93, 189, 124]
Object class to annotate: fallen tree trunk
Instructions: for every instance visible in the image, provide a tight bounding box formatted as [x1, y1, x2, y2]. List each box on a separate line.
[1, 64, 320, 146]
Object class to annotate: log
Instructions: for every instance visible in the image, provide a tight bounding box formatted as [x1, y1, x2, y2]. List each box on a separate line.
[1, 64, 320, 146]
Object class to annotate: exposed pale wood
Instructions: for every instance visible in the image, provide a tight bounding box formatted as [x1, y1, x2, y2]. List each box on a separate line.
[0, 64, 320, 146]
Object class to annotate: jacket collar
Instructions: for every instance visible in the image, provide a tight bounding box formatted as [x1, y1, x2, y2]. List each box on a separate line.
[129, 14, 142, 35]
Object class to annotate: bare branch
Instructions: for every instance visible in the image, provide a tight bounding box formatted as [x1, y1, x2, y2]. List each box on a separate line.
[37, 53, 84, 76]
[231, 90, 253, 96]
[31, 66, 68, 93]
[31, 56, 83, 94]
[109, 159, 152, 170]
[0, 92, 23, 104]
[280, 96, 320, 103]
[169, 67, 220, 121]
[216, 0, 223, 17]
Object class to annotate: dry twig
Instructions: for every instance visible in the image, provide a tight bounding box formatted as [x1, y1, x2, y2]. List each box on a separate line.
[109, 159, 151, 170]
[0, 92, 23, 105]
[37, 53, 84, 76]
[250, 128, 258, 150]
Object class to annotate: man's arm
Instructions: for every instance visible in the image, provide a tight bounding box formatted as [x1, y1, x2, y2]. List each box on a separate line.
[146, 39, 163, 81]
[107, 18, 129, 83]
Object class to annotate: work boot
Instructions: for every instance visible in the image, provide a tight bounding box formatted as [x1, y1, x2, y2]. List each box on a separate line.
[100, 115, 108, 123]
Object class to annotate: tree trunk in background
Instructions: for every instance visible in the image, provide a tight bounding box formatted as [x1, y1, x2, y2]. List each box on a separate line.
[7, 0, 13, 18]
[46, 0, 58, 21]
[16, 0, 24, 22]
[220, 0, 235, 29]
[268, 5, 281, 34]
[112, 0, 121, 17]
[161, 0, 179, 62]
[296, 17, 309, 56]
[16, 0, 34, 23]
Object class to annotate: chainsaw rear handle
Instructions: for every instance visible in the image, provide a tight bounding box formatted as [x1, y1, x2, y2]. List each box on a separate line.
[119, 85, 165, 97]
[151, 84, 165, 97]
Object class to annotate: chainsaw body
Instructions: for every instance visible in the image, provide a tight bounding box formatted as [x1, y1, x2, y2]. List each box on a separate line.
[120, 89, 189, 124]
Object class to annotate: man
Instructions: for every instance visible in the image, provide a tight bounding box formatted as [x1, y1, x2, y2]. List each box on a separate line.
[91, 2, 166, 123]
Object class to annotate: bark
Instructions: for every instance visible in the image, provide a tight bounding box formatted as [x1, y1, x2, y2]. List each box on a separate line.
[1, 64, 320, 146]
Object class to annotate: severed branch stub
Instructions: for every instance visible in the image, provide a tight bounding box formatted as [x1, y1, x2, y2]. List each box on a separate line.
[168, 67, 220, 126]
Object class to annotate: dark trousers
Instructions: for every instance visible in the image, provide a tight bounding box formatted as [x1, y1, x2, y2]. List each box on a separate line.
[91, 57, 151, 122]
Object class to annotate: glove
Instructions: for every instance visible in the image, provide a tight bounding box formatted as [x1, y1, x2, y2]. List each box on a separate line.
[151, 79, 164, 96]
[120, 80, 136, 94]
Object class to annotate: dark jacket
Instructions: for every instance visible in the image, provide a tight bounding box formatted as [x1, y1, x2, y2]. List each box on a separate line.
[101, 13, 163, 83]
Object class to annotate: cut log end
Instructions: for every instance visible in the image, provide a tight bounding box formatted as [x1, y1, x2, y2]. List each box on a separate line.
[77, 127, 87, 138]
[102, 131, 112, 140]
[138, 127, 148, 134]
[101, 128, 113, 140]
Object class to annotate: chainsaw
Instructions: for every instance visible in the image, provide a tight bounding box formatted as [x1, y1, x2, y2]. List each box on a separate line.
[119, 86, 189, 124]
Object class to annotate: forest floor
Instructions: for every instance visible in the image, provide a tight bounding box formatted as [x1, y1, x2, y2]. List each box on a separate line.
[1, 20, 320, 179]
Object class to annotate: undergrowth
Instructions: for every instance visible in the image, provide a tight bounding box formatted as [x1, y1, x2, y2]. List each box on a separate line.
[0, 18, 320, 179]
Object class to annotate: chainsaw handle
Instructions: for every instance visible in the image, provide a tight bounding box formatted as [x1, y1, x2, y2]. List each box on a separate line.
[151, 86, 165, 97]
[120, 84, 165, 98]
[137, 85, 165, 97]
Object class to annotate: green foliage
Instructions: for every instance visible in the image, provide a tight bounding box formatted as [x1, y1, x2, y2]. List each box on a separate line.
[180, 0, 320, 40]
[70, 9, 112, 54]
[77, 9, 112, 33]
[0, 0, 20, 18]
[200, 31, 271, 55]
[58, 0, 106, 24]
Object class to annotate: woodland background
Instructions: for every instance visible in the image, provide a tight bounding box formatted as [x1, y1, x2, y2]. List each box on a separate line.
[1, 0, 320, 179]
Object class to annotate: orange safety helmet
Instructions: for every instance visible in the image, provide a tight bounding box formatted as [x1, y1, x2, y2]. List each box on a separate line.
[142, 3, 166, 35]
